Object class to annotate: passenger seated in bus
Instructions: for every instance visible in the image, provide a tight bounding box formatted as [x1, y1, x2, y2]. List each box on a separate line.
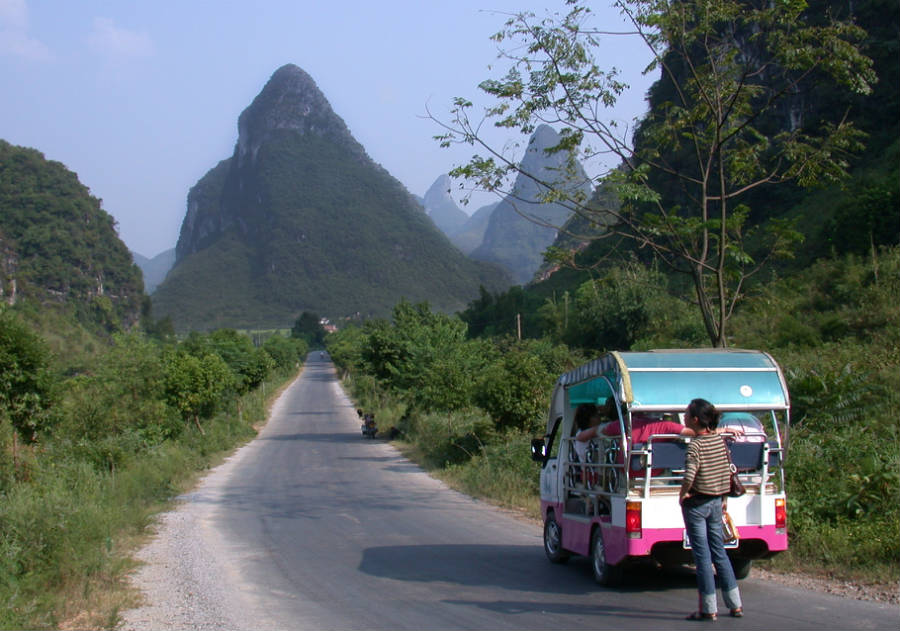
[572, 403, 601, 467]
[573, 403, 605, 459]
[572, 398, 621, 484]
[572, 397, 615, 446]
[599, 406, 695, 477]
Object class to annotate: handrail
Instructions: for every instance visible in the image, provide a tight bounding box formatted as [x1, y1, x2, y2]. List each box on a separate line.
[561, 431, 785, 506]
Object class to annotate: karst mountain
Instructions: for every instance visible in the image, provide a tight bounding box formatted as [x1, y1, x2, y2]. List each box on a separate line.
[469, 125, 592, 284]
[151, 64, 510, 330]
[422, 174, 468, 236]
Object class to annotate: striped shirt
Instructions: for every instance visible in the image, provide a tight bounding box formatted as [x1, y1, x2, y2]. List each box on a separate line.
[681, 434, 731, 496]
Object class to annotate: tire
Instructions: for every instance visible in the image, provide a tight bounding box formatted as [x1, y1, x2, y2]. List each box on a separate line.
[543, 512, 569, 564]
[591, 527, 623, 586]
[730, 557, 752, 580]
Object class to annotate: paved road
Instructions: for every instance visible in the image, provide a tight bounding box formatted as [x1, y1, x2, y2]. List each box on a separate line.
[133, 354, 897, 630]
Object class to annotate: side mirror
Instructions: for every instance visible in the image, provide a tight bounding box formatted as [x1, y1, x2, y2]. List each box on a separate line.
[531, 438, 548, 462]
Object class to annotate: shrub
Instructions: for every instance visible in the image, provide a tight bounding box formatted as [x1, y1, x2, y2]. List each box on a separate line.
[0, 308, 56, 442]
[262, 333, 306, 372]
[162, 350, 234, 432]
[443, 430, 541, 514]
[405, 408, 495, 467]
[474, 338, 572, 433]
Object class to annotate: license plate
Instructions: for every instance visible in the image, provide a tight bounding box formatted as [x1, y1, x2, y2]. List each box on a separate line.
[682, 530, 739, 549]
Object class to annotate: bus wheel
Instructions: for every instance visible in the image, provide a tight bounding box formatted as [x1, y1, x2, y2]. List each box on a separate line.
[731, 557, 752, 579]
[591, 527, 623, 586]
[543, 512, 569, 564]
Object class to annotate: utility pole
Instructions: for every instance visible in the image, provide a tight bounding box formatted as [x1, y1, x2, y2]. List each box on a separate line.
[516, 313, 522, 340]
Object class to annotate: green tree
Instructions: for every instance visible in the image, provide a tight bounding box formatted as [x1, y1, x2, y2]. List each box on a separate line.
[435, 0, 875, 346]
[60, 332, 174, 440]
[291, 311, 325, 347]
[474, 338, 573, 431]
[262, 333, 307, 372]
[182, 329, 273, 394]
[162, 350, 233, 434]
[0, 309, 54, 443]
[325, 324, 367, 375]
[356, 301, 498, 411]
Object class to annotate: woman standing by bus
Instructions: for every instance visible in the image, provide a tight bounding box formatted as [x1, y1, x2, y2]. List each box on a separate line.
[680, 398, 744, 621]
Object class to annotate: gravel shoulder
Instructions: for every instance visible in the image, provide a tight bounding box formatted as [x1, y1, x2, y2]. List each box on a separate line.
[118, 457, 268, 630]
[751, 567, 898, 606]
[118, 382, 296, 631]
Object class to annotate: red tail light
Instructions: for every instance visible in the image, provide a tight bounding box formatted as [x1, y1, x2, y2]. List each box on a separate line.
[775, 498, 787, 531]
[626, 501, 642, 538]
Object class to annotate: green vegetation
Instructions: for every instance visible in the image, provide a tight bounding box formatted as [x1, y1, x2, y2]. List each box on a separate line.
[0, 3, 896, 625]
[331, 246, 899, 585]
[437, 0, 886, 347]
[291, 311, 326, 348]
[337, 0, 898, 586]
[152, 92, 511, 331]
[0, 308, 308, 629]
[0, 140, 144, 332]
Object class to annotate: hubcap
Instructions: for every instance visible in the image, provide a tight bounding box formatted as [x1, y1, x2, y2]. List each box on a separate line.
[546, 520, 561, 554]
[593, 533, 606, 579]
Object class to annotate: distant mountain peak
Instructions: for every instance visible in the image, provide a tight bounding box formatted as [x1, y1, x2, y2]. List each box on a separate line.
[424, 174, 453, 208]
[471, 125, 592, 284]
[423, 174, 468, 236]
[236, 64, 365, 168]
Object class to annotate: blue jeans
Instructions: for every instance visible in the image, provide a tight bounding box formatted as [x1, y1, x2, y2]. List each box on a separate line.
[682, 495, 742, 614]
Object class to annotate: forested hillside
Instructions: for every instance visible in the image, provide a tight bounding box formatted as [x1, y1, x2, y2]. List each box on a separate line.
[0, 140, 144, 332]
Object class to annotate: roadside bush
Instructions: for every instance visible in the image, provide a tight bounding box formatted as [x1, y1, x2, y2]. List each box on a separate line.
[162, 350, 234, 433]
[443, 429, 541, 515]
[0, 308, 56, 443]
[413, 338, 496, 412]
[326, 324, 367, 376]
[57, 332, 181, 465]
[184, 329, 273, 394]
[778, 354, 899, 578]
[262, 333, 306, 372]
[405, 408, 495, 467]
[474, 338, 572, 433]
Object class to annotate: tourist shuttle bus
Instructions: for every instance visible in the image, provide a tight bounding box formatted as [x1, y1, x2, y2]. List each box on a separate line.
[530, 349, 790, 585]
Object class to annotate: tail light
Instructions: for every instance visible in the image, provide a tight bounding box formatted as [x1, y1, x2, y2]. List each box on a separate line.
[775, 497, 787, 531]
[626, 501, 642, 538]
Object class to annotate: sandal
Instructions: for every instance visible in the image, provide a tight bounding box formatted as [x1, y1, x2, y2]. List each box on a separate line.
[686, 611, 717, 621]
[730, 607, 744, 618]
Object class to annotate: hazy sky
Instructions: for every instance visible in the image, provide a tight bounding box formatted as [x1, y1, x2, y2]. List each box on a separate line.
[1, 0, 654, 258]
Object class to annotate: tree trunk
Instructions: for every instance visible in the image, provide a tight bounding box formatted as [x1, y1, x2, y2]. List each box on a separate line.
[693, 266, 721, 346]
[12, 430, 19, 479]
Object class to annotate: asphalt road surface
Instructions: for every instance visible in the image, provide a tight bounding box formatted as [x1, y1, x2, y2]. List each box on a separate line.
[123, 354, 898, 630]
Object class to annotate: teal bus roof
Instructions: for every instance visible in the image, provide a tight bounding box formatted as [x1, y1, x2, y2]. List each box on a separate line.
[559, 349, 789, 411]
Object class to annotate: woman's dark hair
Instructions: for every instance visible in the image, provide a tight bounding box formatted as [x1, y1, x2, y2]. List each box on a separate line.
[602, 396, 619, 420]
[574, 403, 599, 430]
[687, 398, 720, 430]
